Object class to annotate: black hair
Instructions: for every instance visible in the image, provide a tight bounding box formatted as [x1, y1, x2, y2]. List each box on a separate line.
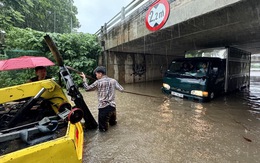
[35, 66, 46, 71]
[93, 66, 106, 75]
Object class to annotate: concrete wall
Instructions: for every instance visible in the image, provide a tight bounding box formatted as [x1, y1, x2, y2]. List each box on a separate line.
[101, 51, 176, 83]
[166, 0, 241, 27]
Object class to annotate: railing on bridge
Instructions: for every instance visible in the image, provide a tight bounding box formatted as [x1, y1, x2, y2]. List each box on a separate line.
[95, 0, 177, 38]
[95, 0, 152, 36]
[96, 0, 182, 36]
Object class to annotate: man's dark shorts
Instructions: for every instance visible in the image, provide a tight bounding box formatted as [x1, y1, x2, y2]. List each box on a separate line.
[98, 105, 117, 132]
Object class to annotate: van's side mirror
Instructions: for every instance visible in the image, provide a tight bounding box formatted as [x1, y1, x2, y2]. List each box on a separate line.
[211, 67, 218, 77]
[212, 67, 218, 74]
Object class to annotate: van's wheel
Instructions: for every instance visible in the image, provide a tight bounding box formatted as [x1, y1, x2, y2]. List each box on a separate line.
[209, 92, 214, 100]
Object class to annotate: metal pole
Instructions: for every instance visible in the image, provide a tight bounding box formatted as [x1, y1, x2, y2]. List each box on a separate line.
[121, 7, 125, 21]
[70, 0, 73, 33]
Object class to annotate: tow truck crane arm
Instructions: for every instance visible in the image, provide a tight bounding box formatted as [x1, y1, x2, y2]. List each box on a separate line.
[43, 34, 98, 130]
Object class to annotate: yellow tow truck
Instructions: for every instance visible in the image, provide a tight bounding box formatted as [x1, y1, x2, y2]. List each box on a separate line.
[0, 35, 97, 162]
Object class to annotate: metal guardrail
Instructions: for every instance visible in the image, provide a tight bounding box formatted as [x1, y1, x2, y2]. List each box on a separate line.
[95, 0, 176, 37]
[95, 0, 154, 36]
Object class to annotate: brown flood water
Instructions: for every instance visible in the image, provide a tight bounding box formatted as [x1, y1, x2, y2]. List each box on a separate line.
[82, 78, 260, 163]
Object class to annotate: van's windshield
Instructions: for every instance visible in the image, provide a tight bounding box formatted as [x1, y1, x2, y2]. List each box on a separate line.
[168, 60, 210, 77]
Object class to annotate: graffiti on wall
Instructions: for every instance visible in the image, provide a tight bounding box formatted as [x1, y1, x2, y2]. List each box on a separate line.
[132, 63, 146, 76]
[131, 54, 146, 77]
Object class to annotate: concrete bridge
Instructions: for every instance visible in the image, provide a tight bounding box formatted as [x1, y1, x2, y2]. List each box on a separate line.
[96, 0, 260, 83]
[251, 54, 260, 63]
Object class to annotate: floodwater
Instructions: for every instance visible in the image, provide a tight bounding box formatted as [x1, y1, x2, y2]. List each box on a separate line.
[82, 76, 260, 163]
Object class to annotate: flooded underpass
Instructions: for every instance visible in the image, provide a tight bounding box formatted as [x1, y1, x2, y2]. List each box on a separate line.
[82, 77, 260, 163]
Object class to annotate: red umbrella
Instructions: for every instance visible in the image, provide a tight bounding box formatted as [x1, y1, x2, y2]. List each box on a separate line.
[0, 56, 55, 71]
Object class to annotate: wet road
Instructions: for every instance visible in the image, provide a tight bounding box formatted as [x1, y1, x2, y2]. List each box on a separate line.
[82, 77, 260, 163]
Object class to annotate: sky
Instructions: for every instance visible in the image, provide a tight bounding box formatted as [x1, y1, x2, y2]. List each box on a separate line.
[73, 0, 133, 34]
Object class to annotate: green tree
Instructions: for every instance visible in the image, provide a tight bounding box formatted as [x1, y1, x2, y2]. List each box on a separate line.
[0, 27, 101, 88]
[0, 0, 32, 30]
[0, 0, 79, 33]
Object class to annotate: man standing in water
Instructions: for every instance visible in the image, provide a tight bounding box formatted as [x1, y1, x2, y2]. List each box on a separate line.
[80, 66, 124, 132]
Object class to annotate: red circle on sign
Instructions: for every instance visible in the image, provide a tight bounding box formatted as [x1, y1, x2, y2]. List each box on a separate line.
[145, 0, 170, 31]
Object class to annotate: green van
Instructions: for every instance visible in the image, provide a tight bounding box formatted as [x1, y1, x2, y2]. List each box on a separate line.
[162, 47, 251, 102]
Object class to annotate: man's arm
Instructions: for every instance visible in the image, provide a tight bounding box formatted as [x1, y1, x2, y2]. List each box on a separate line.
[115, 80, 124, 92]
[83, 80, 97, 91]
[81, 72, 97, 91]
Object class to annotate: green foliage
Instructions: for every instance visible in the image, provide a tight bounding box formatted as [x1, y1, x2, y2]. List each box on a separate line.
[0, 0, 79, 33]
[0, 28, 102, 88]
[0, 69, 33, 87]
[0, 0, 28, 30]
[6, 28, 45, 51]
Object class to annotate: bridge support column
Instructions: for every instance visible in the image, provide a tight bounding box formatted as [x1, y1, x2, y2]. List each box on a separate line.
[98, 51, 175, 84]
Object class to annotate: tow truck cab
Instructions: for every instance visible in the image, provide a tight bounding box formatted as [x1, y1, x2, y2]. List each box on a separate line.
[0, 80, 84, 163]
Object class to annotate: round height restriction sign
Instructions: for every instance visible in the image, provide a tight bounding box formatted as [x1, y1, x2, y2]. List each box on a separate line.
[145, 0, 170, 31]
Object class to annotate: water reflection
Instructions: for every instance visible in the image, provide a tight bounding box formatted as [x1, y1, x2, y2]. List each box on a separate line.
[192, 103, 206, 115]
[83, 78, 260, 163]
[158, 98, 173, 123]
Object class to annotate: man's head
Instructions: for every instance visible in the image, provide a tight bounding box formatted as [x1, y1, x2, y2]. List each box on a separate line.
[202, 63, 207, 69]
[35, 66, 47, 80]
[93, 66, 106, 79]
